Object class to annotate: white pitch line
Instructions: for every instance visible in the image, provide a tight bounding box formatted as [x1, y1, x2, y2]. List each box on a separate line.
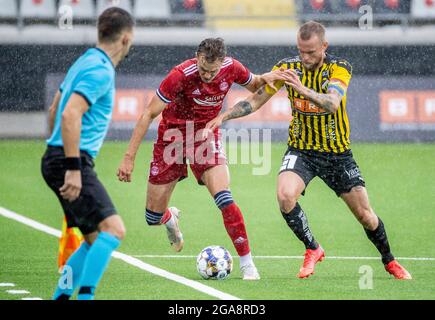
[0, 206, 239, 300]
[132, 255, 435, 261]
[21, 298, 43, 300]
[0, 283, 16, 287]
[6, 290, 30, 295]
[0, 207, 61, 237]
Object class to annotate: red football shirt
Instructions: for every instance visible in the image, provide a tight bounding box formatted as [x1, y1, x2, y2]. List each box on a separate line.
[156, 57, 252, 129]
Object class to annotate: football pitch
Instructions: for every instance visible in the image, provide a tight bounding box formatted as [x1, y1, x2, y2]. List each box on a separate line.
[1, 140, 434, 300]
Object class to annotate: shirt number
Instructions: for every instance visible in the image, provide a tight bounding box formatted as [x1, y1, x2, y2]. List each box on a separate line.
[280, 155, 297, 171]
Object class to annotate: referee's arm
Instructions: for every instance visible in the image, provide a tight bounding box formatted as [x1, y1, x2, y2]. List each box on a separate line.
[59, 93, 89, 202]
[61, 93, 89, 158]
[48, 90, 62, 135]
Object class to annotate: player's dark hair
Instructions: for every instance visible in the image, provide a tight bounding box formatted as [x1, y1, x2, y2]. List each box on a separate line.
[98, 7, 135, 43]
[298, 21, 326, 42]
[196, 38, 227, 63]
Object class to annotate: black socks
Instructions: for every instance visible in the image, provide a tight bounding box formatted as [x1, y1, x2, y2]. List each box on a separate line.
[364, 217, 395, 265]
[281, 203, 319, 250]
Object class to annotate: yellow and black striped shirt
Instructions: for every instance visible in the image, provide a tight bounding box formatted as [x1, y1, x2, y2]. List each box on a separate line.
[265, 54, 352, 153]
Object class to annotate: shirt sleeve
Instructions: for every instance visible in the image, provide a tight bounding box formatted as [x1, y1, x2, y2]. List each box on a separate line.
[73, 66, 112, 106]
[232, 58, 253, 86]
[327, 59, 352, 97]
[157, 68, 185, 104]
[265, 64, 287, 95]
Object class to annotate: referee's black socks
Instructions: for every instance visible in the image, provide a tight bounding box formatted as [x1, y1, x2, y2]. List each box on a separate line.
[364, 217, 395, 265]
[281, 203, 319, 250]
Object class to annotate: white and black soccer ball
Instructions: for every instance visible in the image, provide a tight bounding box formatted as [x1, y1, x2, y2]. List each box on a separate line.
[196, 245, 233, 280]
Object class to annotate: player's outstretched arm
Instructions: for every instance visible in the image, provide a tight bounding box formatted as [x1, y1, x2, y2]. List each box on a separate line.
[117, 95, 167, 182]
[60, 93, 90, 202]
[203, 86, 273, 136]
[48, 90, 62, 135]
[285, 69, 342, 113]
[245, 67, 292, 93]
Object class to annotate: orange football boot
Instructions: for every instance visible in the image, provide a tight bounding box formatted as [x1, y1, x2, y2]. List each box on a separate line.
[298, 246, 325, 278]
[385, 260, 412, 280]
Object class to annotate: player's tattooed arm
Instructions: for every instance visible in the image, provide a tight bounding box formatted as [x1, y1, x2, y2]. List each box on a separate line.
[301, 89, 342, 113]
[285, 69, 342, 113]
[246, 67, 292, 93]
[223, 86, 272, 121]
[203, 86, 274, 136]
[222, 100, 253, 121]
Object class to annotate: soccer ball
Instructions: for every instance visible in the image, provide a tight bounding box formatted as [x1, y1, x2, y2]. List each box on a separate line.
[196, 245, 233, 280]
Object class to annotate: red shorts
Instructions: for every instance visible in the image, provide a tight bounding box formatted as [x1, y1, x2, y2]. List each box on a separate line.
[148, 130, 226, 185]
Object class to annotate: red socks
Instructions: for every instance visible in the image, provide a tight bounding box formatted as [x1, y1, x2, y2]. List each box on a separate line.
[220, 203, 250, 256]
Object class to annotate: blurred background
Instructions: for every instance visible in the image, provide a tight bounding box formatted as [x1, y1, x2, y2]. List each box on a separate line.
[0, 0, 435, 142]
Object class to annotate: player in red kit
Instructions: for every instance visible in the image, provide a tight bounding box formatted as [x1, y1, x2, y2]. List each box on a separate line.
[117, 38, 290, 280]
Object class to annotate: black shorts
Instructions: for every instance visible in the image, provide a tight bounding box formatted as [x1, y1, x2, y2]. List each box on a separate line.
[41, 146, 117, 235]
[279, 146, 366, 197]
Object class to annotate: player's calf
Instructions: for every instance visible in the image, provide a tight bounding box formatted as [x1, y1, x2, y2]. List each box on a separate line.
[214, 190, 259, 280]
[281, 202, 319, 251]
[214, 190, 250, 256]
[364, 216, 395, 265]
[77, 231, 121, 300]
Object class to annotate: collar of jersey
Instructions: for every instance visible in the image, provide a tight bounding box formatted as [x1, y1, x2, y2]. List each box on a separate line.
[94, 47, 115, 68]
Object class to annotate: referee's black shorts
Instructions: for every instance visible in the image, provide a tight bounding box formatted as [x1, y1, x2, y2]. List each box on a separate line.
[41, 146, 117, 235]
[279, 146, 366, 197]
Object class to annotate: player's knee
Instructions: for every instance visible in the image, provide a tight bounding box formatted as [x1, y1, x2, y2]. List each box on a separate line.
[99, 215, 126, 240]
[100, 223, 126, 240]
[277, 188, 298, 212]
[113, 226, 126, 240]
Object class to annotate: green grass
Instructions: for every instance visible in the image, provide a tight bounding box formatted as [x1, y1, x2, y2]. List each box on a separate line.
[1, 140, 435, 300]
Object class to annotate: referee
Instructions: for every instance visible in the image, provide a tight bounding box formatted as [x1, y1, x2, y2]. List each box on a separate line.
[41, 8, 134, 300]
[205, 21, 411, 280]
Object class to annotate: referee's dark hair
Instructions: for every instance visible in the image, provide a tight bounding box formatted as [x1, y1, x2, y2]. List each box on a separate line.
[98, 7, 135, 43]
[197, 38, 227, 63]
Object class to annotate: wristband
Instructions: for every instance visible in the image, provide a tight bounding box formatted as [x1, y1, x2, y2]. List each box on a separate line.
[64, 157, 81, 170]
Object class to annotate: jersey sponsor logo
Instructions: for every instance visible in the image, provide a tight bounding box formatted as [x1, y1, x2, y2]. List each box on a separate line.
[345, 167, 360, 179]
[293, 97, 328, 115]
[193, 97, 223, 106]
[192, 88, 201, 95]
[219, 81, 229, 91]
[193, 94, 225, 106]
